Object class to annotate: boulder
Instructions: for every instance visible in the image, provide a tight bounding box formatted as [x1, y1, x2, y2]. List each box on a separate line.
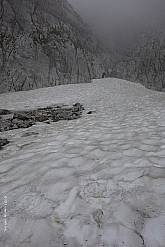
[0, 109, 11, 115]
[0, 138, 9, 150]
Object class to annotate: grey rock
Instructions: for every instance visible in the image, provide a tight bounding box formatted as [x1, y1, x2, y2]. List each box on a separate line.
[73, 102, 84, 112]
[13, 113, 31, 121]
[0, 109, 11, 115]
[12, 124, 19, 129]
[0, 119, 11, 130]
[87, 111, 93, 114]
[0, 138, 9, 149]
[0, 0, 105, 93]
[92, 209, 104, 228]
[0, 103, 84, 132]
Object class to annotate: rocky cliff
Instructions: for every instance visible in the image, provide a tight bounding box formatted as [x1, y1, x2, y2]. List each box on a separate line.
[0, 0, 104, 93]
[113, 25, 165, 92]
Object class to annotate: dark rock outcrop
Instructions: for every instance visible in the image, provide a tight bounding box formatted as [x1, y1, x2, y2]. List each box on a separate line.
[0, 138, 9, 149]
[0, 109, 11, 115]
[0, 103, 84, 132]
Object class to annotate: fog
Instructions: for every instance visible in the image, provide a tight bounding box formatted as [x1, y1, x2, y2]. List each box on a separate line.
[68, 0, 164, 27]
[68, 0, 165, 51]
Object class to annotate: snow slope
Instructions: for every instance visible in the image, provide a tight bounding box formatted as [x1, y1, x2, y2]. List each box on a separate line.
[0, 78, 165, 247]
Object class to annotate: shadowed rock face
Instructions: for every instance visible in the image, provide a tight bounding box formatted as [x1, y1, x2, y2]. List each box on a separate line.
[0, 0, 104, 93]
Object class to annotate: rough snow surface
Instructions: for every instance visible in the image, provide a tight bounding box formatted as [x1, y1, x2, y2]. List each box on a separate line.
[0, 78, 165, 247]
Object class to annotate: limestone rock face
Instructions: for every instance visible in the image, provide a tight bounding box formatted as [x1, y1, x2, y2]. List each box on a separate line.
[0, 0, 104, 93]
[113, 26, 165, 92]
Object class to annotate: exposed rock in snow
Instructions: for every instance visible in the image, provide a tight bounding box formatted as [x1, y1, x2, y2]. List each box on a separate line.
[0, 138, 9, 149]
[0, 103, 84, 132]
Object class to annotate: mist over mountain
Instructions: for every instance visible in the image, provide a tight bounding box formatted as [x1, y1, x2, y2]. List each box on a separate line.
[69, 0, 165, 91]
[0, 0, 164, 92]
[68, 0, 165, 49]
[68, 0, 165, 28]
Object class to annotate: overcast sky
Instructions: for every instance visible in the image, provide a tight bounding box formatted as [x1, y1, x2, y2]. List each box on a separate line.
[68, 0, 165, 51]
[68, 0, 165, 30]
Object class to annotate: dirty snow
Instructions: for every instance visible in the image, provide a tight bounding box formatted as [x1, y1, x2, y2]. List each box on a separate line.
[0, 78, 165, 247]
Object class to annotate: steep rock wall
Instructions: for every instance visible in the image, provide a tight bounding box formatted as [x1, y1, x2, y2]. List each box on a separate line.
[0, 0, 104, 93]
[111, 26, 165, 92]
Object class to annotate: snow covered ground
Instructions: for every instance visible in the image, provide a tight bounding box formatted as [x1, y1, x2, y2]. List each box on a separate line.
[0, 78, 165, 247]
